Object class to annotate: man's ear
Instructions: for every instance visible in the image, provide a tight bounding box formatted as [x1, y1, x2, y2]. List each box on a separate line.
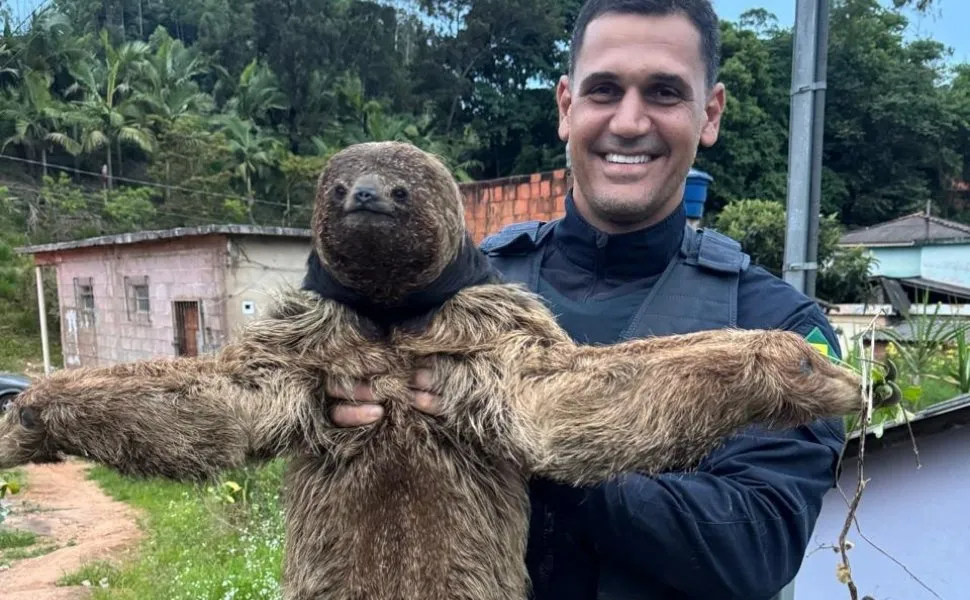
[556, 75, 572, 143]
[699, 82, 726, 148]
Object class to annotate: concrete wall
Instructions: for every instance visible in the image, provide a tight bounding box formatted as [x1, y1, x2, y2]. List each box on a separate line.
[224, 235, 313, 335]
[866, 244, 970, 288]
[794, 425, 970, 599]
[43, 235, 229, 367]
[867, 246, 920, 278]
[921, 244, 970, 288]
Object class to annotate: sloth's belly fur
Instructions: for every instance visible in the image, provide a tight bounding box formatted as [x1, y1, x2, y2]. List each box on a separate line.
[280, 404, 533, 600]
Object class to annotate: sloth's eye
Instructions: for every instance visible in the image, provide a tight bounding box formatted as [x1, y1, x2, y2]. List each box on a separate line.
[391, 187, 409, 202]
[333, 184, 347, 199]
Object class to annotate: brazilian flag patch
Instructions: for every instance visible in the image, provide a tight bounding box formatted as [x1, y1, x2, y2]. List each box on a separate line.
[805, 326, 835, 361]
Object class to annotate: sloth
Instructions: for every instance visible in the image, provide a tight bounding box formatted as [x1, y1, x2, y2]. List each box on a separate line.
[0, 141, 873, 600]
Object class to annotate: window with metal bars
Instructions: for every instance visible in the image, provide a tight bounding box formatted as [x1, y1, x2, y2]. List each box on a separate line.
[124, 275, 151, 324]
[73, 276, 95, 327]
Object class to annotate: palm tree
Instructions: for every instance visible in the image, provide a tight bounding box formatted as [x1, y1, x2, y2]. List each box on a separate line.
[0, 69, 81, 178]
[136, 27, 212, 124]
[215, 114, 283, 223]
[17, 10, 87, 82]
[215, 58, 288, 126]
[325, 74, 482, 181]
[132, 28, 215, 199]
[65, 30, 154, 188]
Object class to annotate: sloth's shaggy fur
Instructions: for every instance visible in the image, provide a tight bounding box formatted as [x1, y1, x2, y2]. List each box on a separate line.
[0, 141, 867, 600]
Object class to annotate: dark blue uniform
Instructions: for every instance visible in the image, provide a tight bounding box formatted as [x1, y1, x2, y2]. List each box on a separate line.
[480, 193, 845, 600]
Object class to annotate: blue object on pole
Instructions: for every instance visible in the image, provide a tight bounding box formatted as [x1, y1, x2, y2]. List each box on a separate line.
[683, 168, 714, 219]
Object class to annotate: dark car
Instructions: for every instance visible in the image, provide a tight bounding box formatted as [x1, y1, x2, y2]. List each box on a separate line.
[0, 372, 30, 414]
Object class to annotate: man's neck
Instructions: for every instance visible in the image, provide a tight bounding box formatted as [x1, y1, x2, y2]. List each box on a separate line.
[571, 194, 680, 235]
[549, 191, 687, 280]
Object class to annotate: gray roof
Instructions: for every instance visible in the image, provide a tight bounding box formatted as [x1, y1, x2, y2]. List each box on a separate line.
[15, 224, 313, 255]
[839, 212, 970, 247]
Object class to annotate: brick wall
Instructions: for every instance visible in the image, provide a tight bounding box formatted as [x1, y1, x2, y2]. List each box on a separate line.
[460, 169, 571, 243]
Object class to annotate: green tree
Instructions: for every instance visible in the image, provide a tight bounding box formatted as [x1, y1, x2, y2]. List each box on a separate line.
[66, 30, 155, 186]
[823, 0, 957, 226]
[0, 70, 80, 177]
[713, 198, 875, 303]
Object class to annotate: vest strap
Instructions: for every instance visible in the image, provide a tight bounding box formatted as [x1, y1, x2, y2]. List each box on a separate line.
[681, 226, 751, 273]
[479, 220, 558, 255]
[480, 219, 558, 290]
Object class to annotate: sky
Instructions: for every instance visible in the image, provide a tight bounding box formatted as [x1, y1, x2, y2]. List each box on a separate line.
[713, 0, 970, 65]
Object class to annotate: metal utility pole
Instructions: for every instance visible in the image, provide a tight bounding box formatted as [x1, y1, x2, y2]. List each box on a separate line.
[783, 0, 830, 297]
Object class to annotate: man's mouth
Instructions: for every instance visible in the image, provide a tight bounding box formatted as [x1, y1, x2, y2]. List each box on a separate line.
[603, 153, 656, 165]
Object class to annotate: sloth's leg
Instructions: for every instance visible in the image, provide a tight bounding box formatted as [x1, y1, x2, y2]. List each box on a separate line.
[0, 348, 309, 481]
[510, 328, 864, 486]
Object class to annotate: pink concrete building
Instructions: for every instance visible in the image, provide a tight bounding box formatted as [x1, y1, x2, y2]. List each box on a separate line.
[18, 225, 315, 369]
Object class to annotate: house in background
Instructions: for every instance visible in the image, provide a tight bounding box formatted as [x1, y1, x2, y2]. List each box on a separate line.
[838, 209, 970, 303]
[794, 394, 970, 599]
[17, 225, 313, 368]
[827, 211, 970, 356]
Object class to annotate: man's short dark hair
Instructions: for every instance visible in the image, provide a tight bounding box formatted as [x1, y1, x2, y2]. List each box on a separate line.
[569, 0, 721, 89]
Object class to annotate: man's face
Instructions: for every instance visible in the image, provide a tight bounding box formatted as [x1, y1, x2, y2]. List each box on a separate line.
[557, 12, 725, 233]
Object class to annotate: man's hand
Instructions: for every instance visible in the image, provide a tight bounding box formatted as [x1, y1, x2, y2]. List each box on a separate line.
[328, 369, 443, 426]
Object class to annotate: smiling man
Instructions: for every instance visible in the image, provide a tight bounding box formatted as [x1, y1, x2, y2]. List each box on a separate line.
[557, 2, 724, 236]
[328, 1, 846, 599]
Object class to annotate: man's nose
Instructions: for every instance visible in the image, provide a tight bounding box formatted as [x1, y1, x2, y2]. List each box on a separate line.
[608, 90, 651, 138]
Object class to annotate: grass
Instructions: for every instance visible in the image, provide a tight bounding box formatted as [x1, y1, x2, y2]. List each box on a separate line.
[0, 528, 36, 549]
[0, 329, 61, 375]
[57, 460, 288, 600]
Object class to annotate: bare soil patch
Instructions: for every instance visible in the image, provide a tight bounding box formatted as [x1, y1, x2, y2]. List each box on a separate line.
[0, 459, 142, 600]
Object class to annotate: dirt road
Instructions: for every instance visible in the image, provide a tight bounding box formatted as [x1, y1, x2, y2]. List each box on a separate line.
[0, 460, 142, 600]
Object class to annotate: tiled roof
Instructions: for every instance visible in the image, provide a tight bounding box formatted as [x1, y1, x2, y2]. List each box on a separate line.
[839, 212, 970, 246]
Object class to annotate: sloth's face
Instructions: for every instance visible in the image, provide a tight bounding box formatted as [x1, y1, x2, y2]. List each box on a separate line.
[312, 142, 465, 301]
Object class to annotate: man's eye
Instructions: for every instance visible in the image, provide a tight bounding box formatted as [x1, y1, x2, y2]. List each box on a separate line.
[650, 87, 681, 103]
[588, 85, 617, 100]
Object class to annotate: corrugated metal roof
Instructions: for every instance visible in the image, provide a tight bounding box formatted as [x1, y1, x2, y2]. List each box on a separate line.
[15, 224, 313, 255]
[839, 212, 970, 246]
[897, 276, 970, 299]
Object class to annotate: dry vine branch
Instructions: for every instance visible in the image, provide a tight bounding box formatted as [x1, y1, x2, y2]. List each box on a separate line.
[832, 313, 939, 600]
[834, 319, 878, 600]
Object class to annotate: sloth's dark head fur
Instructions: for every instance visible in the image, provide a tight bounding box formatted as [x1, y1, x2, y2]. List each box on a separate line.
[311, 141, 468, 303]
[304, 141, 498, 333]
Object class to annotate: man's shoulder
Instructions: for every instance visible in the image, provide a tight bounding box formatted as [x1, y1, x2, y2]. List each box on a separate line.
[479, 219, 557, 256]
[737, 263, 839, 350]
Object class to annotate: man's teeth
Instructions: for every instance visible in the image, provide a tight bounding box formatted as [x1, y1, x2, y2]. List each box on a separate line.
[605, 154, 652, 164]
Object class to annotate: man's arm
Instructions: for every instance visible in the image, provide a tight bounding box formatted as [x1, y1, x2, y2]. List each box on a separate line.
[582, 301, 846, 599]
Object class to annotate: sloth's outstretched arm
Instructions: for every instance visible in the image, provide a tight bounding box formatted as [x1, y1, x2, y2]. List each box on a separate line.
[510, 328, 864, 486]
[0, 343, 309, 481]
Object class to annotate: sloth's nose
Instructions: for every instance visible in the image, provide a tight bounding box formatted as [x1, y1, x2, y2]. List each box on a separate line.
[353, 186, 379, 205]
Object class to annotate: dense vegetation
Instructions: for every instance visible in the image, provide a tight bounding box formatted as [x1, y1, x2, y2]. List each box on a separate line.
[0, 0, 964, 337]
[0, 0, 965, 234]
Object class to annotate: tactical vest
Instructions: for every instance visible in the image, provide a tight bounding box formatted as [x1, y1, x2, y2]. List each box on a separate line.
[479, 218, 751, 339]
[480, 219, 796, 600]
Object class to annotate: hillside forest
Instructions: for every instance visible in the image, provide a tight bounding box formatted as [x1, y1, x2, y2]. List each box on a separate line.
[0, 0, 963, 350]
